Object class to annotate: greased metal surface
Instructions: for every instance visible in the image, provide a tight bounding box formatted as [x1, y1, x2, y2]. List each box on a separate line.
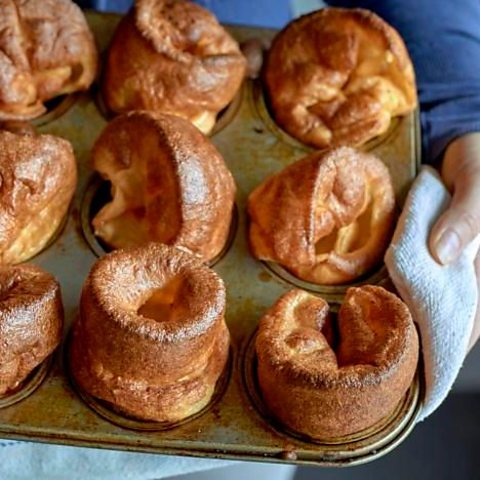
[0, 11, 421, 466]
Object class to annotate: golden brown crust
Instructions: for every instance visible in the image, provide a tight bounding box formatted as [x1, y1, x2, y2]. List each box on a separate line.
[256, 286, 419, 439]
[264, 8, 417, 148]
[0, 0, 98, 120]
[0, 264, 64, 395]
[0, 130, 77, 264]
[248, 146, 395, 284]
[102, 0, 246, 134]
[70, 242, 230, 422]
[91, 111, 236, 262]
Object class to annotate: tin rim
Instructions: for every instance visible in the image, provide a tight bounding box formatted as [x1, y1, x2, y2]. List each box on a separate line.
[79, 175, 238, 266]
[31, 93, 79, 127]
[261, 261, 390, 302]
[0, 356, 53, 409]
[250, 80, 401, 152]
[242, 330, 422, 463]
[210, 83, 244, 136]
[66, 331, 234, 432]
[94, 82, 243, 137]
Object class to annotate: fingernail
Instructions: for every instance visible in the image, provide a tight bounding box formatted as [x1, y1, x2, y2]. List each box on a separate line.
[435, 228, 461, 264]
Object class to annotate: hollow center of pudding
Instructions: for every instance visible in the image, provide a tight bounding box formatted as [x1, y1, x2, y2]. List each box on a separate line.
[338, 196, 374, 253]
[285, 298, 337, 354]
[314, 227, 338, 255]
[137, 276, 185, 322]
[91, 130, 182, 250]
[315, 190, 373, 255]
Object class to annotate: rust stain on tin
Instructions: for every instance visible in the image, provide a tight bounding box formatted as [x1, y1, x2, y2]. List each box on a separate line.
[258, 271, 271, 282]
[279, 448, 298, 461]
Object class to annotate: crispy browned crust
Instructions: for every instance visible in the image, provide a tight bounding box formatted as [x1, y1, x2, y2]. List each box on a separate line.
[91, 111, 236, 262]
[102, 0, 246, 134]
[70, 242, 230, 422]
[0, 130, 77, 264]
[255, 286, 419, 439]
[264, 8, 417, 148]
[0, 0, 98, 120]
[0, 264, 64, 395]
[248, 146, 395, 284]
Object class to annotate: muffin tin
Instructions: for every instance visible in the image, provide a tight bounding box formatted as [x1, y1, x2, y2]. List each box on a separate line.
[0, 11, 422, 467]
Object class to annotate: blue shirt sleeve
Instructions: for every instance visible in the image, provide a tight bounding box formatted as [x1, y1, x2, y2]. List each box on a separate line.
[75, 0, 291, 28]
[329, 0, 480, 163]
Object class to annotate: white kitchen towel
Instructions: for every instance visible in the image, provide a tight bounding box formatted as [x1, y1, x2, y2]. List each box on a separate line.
[385, 166, 480, 421]
[0, 441, 232, 480]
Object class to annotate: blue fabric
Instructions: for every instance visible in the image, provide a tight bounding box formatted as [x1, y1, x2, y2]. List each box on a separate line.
[76, 0, 292, 27]
[194, 1, 291, 28]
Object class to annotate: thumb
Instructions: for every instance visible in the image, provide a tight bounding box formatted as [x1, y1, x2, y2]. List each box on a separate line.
[429, 167, 480, 265]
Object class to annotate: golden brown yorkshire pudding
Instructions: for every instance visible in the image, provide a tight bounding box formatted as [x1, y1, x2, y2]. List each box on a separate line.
[102, 0, 247, 134]
[91, 111, 236, 263]
[264, 8, 417, 148]
[0, 264, 63, 396]
[0, 0, 98, 121]
[0, 130, 77, 264]
[248, 147, 395, 285]
[70, 242, 230, 422]
[256, 286, 419, 439]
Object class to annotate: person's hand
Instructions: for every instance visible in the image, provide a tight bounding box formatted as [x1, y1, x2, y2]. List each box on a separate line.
[428, 132, 480, 349]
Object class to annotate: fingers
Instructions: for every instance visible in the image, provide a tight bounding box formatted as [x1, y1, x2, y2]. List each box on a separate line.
[429, 168, 480, 264]
[429, 133, 480, 265]
[468, 254, 480, 351]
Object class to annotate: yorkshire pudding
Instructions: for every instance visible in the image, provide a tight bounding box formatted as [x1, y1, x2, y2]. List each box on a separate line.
[70, 242, 230, 422]
[248, 147, 395, 285]
[91, 111, 236, 262]
[256, 286, 419, 439]
[0, 130, 77, 264]
[0, 264, 63, 396]
[264, 8, 417, 148]
[102, 0, 246, 134]
[0, 0, 97, 120]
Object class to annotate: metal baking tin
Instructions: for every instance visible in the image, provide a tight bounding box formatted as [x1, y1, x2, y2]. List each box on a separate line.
[0, 11, 422, 467]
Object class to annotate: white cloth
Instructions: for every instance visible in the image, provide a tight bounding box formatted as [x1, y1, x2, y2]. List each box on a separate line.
[385, 166, 480, 420]
[0, 442, 232, 480]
